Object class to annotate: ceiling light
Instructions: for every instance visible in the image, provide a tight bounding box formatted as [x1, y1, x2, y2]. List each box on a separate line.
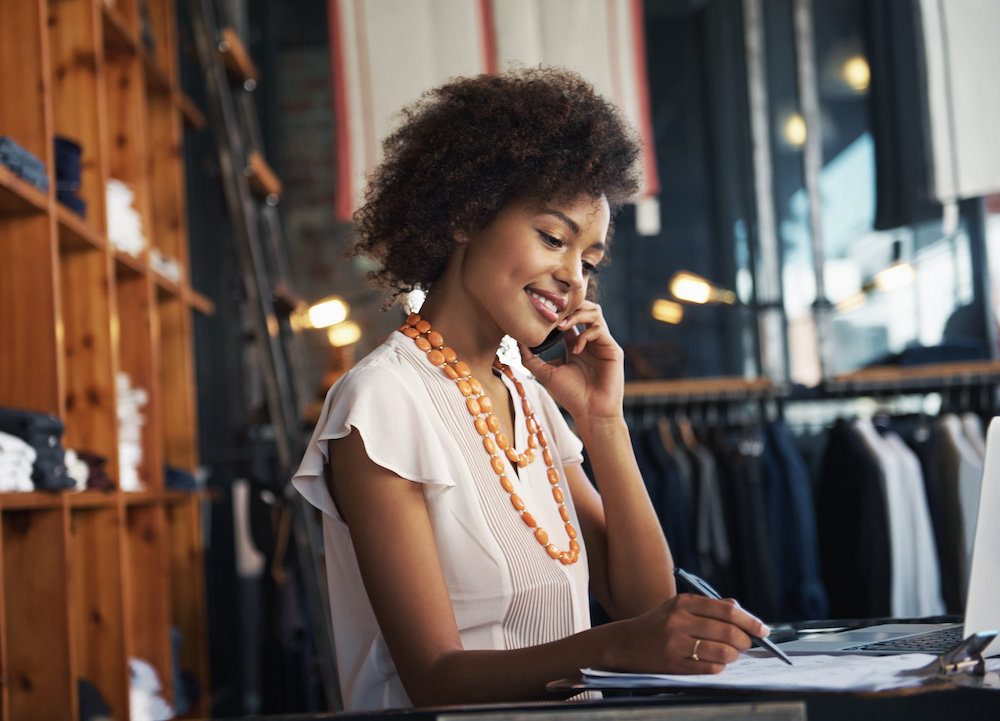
[651, 298, 684, 324]
[328, 320, 362, 347]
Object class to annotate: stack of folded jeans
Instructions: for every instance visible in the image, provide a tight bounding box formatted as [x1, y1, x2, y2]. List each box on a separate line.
[107, 179, 148, 256]
[117, 372, 147, 491]
[0, 407, 73, 490]
[0, 135, 49, 191]
[55, 136, 86, 217]
[0, 430, 36, 492]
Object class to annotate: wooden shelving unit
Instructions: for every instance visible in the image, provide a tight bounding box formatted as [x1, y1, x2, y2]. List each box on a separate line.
[0, 0, 210, 718]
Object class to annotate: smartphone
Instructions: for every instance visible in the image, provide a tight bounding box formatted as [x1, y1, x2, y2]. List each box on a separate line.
[529, 329, 565, 355]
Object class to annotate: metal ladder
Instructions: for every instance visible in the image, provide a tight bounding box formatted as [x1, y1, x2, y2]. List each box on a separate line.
[184, 0, 341, 710]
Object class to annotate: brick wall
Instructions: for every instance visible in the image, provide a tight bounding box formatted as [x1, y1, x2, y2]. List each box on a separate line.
[273, 43, 399, 403]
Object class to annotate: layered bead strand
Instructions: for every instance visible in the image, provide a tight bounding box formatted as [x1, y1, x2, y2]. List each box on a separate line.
[399, 313, 580, 565]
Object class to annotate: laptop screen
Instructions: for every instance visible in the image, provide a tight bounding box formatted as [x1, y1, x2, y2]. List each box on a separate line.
[963, 416, 1000, 657]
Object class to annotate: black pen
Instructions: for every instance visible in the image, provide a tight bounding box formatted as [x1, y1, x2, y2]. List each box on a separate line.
[674, 567, 794, 666]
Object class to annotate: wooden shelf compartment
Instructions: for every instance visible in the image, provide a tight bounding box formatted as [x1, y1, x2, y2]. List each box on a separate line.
[114, 246, 149, 276]
[57, 203, 109, 253]
[49, 0, 109, 235]
[0, 165, 50, 216]
[116, 268, 164, 492]
[69, 505, 129, 720]
[0, 214, 63, 417]
[105, 38, 153, 257]
[166, 496, 210, 718]
[101, 2, 140, 55]
[2, 508, 75, 721]
[124, 503, 174, 710]
[59, 247, 120, 483]
[143, 51, 174, 96]
[158, 294, 199, 471]
[144, 0, 181, 88]
[0, 492, 63, 511]
[146, 87, 188, 271]
[67, 490, 118, 508]
[0, 0, 53, 202]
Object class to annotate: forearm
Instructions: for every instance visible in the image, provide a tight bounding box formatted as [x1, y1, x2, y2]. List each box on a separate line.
[576, 415, 675, 617]
[407, 622, 624, 707]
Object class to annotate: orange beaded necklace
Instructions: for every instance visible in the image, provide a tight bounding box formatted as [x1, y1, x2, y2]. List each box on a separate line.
[399, 313, 580, 565]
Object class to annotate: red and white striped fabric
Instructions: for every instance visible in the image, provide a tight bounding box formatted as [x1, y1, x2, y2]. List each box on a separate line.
[328, 0, 658, 222]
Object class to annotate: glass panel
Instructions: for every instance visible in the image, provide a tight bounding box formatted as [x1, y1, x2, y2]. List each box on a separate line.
[780, 0, 983, 379]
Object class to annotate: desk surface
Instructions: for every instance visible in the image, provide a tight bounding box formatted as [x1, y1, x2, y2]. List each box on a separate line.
[223, 682, 1000, 721]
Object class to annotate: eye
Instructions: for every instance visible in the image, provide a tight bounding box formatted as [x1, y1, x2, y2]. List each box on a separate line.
[537, 231, 563, 248]
[582, 261, 600, 276]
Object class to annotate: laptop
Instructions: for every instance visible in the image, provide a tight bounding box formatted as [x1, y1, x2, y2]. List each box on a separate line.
[777, 416, 1000, 657]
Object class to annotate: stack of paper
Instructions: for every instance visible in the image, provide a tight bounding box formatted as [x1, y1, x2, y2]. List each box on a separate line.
[582, 654, 943, 693]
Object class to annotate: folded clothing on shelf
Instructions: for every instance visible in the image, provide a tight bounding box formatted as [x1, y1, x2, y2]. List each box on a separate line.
[107, 179, 148, 256]
[0, 430, 36, 492]
[64, 449, 90, 491]
[0, 407, 73, 490]
[55, 135, 86, 218]
[0, 135, 49, 192]
[76, 451, 115, 491]
[150, 248, 184, 284]
[117, 372, 148, 491]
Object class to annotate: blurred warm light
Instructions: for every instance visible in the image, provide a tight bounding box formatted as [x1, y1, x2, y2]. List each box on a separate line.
[304, 296, 349, 329]
[783, 113, 807, 147]
[874, 261, 915, 292]
[835, 290, 867, 313]
[328, 320, 362, 347]
[842, 55, 871, 92]
[670, 272, 713, 304]
[669, 271, 737, 305]
[651, 298, 684, 324]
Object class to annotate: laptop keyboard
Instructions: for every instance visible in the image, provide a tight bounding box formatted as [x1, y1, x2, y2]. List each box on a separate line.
[844, 625, 964, 653]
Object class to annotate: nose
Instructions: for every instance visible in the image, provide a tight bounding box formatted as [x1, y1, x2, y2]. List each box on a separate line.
[554, 253, 585, 292]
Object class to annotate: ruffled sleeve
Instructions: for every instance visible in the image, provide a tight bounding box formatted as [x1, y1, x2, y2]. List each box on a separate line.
[292, 355, 459, 520]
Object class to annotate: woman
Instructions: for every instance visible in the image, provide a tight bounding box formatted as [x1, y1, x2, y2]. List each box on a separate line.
[293, 67, 768, 711]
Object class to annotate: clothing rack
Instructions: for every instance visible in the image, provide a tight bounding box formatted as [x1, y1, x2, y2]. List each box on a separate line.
[821, 360, 1000, 396]
[623, 376, 783, 405]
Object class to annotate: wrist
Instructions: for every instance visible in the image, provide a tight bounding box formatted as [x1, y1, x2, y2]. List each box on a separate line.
[574, 414, 628, 443]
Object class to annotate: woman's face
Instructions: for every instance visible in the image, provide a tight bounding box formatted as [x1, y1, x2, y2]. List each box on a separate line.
[455, 194, 611, 347]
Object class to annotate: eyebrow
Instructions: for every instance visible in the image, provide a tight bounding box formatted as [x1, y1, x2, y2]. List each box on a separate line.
[539, 209, 608, 253]
[540, 209, 580, 235]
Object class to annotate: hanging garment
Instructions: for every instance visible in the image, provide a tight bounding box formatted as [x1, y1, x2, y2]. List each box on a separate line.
[852, 418, 914, 618]
[765, 420, 829, 621]
[929, 413, 983, 611]
[688, 439, 731, 591]
[817, 419, 893, 618]
[961, 412, 986, 460]
[713, 427, 779, 621]
[639, 426, 699, 575]
[881, 432, 945, 617]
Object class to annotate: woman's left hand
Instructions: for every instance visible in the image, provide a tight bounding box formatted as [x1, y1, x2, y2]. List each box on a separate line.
[519, 300, 624, 422]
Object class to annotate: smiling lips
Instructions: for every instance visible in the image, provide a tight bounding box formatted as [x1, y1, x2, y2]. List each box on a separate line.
[526, 288, 565, 323]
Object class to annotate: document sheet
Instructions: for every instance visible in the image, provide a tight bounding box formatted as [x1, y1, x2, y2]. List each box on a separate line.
[582, 654, 943, 692]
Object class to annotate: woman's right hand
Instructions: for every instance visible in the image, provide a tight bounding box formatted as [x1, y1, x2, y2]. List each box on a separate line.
[605, 593, 770, 674]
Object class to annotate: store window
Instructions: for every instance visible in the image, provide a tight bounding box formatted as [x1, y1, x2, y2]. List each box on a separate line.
[775, 0, 990, 385]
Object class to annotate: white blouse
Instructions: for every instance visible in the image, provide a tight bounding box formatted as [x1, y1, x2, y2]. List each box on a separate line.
[292, 331, 590, 711]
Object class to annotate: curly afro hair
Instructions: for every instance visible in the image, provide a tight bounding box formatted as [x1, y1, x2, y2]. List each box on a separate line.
[352, 66, 641, 301]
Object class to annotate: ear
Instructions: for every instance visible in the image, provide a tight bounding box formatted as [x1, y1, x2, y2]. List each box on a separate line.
[453, 228, 470, 245]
